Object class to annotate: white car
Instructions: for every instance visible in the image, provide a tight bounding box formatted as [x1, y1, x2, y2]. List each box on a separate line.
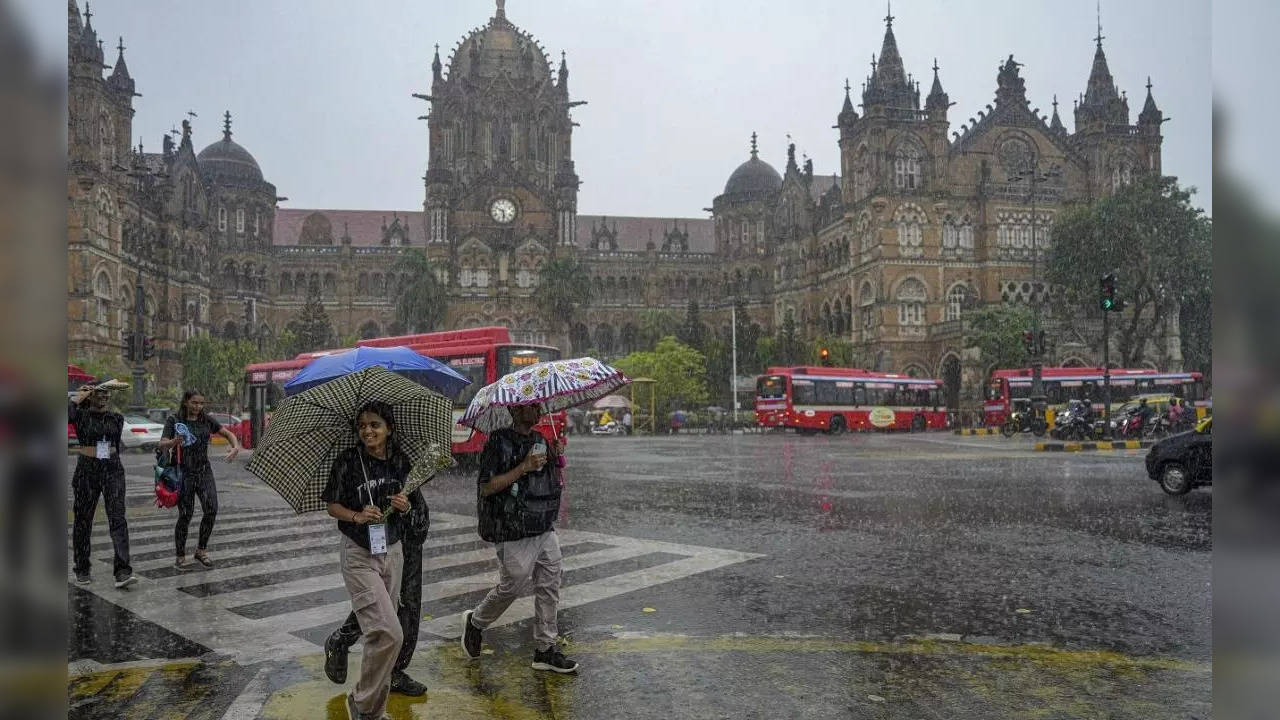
[122, 415, 165, 450]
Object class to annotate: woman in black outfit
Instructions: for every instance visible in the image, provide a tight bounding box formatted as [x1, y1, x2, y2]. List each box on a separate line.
[68, 383, 136, 588]
[158, 390, 240, 569]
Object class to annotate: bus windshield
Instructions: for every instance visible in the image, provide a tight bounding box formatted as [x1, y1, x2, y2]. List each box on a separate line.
[756, 375, 786, 399]
[444, 355, 489, 408]
[985, 379, 1003, 402]
[498, 346, 561, 376]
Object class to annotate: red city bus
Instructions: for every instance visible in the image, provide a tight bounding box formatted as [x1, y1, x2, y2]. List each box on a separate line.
[982, 367, 1208, 426]
[244, 327, 566, 455]
[755, 366, 947, 434]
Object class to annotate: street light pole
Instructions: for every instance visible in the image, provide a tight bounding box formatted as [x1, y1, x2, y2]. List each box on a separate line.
[730, 302, 738, 426]
[130, 268, 147, 412]
[1009, 156, 1060, 420]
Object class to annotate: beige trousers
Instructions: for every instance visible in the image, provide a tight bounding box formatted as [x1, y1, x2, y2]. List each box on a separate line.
[471, 530, 563, 651]
[340, 534, 403, 717]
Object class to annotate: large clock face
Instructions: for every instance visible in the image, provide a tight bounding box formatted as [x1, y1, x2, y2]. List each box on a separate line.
[489, 198, 517, 224]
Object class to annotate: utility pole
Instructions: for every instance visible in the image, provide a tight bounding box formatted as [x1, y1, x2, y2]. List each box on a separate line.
[129, 268, 147, 412]
[730, 302, 738, 427]
[1102, 307, 1111, 438]
[1009, 156, 1061, 422]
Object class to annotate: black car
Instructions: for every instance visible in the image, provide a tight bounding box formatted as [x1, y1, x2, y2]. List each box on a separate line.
[1144, 417, 1212, 495]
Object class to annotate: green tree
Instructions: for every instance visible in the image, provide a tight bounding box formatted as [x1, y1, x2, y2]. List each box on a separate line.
[533, 256, 593, 346]
[392, 248, 448, 334]
[1047, 175, 1211, 367]
[807, 335, 857, 367]
[963, 304, 1036, 372]
[178, 336, 262, 412]
[776, 311, 801, 365]
[677, 300, 707, 351]
[286, 284, 335, 354]
[702, 338, 732, 408]
[731, 298, 762, 373]
[1180, 286, 1211, 378]
[613, 337, 708, 418]
[755, 336, 777, 371]
[636, 309, 678, 350]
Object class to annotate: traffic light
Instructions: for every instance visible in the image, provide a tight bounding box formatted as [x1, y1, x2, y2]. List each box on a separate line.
[1022, 330, 1034, 355]
[142, 336, 156, 361]
[123, 338, 136, 363]
[1099, 273, 1120, 312]
[1037, 330, 1047, 356]
[819, 347, 832, 366]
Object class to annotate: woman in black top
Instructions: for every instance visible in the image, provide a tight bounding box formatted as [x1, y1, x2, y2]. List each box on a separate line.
[321, 400, 412, 720]
[158, 390, 240, 569]
[68, 383, 136, 588]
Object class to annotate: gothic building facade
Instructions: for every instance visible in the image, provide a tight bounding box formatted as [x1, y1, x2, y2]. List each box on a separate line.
[67, 1, 1176, 406]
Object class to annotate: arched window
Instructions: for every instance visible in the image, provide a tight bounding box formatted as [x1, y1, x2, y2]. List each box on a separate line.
[894, 203, 926, 258]
[459, 268, 473, 287]
[475, 268, 489, 288]
[945, 284, 970, 321]
[1112, 155, 1135, 190]
[516, 269, 533, 288]
[859, 280, 876, 332]
[893, 142, 922, 191]
[896, 278, 927, 326]
[323, 272, 337, 296]
[853, 145, 872, 201]
[236, 208, 246, 234]
[98, 115, 114, 171]
[280, 272, 293, 295]
[357, 273, 369, 295]
[95, 189, 114, 239]
[93, 271, 112, 327]
[218, 206, 227, 232]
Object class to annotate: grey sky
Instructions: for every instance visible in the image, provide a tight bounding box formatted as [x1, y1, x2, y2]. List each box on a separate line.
[47, 1, 1211, 217]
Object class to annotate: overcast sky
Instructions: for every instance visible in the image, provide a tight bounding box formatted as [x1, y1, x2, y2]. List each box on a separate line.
[45, 1, 1211, 217]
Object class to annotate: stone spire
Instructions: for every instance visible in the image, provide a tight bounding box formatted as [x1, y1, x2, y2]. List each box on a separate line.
[72, 1, 104, 67]
[925, 57, 950, 116]
[861, 2, 919, 112]
[875, 2, 906, 86]
[1049, 94, 1066, 134]
[107, 36, 135, 95]
[222, 110, 233, 141]
[750, 131, 758, 158]
[68, 0, 82, 38]
[431, 42, 442, 78]
[838, 78, 858, 126]
[558, 50, 569, 93]
[1075, 6, 1128, 127]
[1138, 76, 1164, 127]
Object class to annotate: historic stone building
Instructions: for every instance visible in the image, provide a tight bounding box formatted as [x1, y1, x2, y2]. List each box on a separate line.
[67, 1, 1177, 406]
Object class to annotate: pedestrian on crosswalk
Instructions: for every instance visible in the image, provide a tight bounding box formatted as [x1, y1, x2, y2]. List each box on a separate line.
[461, 403, 579, 674]
[324, 482, 431, 697]
[322, 401, 414, 720]
[68, 382, 137, 589]
[159, 390, 240, 570]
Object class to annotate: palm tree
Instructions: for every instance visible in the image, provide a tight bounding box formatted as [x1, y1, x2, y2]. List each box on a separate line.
[392, 249, 448, 334]
[533, 256, 593, 349]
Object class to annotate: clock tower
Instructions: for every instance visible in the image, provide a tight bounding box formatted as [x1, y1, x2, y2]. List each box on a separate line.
[421, 0, 582, 309]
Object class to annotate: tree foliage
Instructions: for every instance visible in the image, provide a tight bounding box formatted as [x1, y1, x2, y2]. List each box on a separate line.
[613, 337, 708, 417]
[534, 256, 593, 337]
[776, 311, 802, 366]
[392, 248, 448, 334]
[807, 335, 857, 368]
[636, 309, 678, 351]
[964, 304, 1036, 372]
[178, 335, 262, 411]
[1047, 175, 1211, 367]
[286, 284, 335, 354]
[677, 300, 707, 351]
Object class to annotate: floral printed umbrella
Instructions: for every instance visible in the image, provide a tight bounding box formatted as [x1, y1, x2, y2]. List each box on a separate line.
[459, 356, 630, 434]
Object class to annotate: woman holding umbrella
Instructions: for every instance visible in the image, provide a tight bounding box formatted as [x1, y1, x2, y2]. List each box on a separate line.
[321, 400, 414, 720]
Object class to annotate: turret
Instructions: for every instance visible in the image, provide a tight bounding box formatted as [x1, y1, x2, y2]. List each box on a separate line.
[107, 36, 137, 97]
[1138, 77, 1164, 128]
[924, 58, 951, 120]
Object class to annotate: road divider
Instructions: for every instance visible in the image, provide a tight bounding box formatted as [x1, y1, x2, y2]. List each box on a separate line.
[1035, 440, 1153, 452]
[954, 427, 1001, 436]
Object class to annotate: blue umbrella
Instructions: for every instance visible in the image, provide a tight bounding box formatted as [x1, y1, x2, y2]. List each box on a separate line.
[283, 346, 472, 399]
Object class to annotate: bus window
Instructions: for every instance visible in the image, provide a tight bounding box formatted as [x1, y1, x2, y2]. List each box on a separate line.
[445, 356, 489, 408]
[985, 380, 1004, 402]
[757, 375, 786, 399]
[792, 380, 815, 405]
[853, 385, 867, 406]
[1009, 384, 1031, 400]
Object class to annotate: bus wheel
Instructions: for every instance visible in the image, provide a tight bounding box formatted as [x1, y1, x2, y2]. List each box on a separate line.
[827, 416, 847, 435]
[911, 415, 927, 433]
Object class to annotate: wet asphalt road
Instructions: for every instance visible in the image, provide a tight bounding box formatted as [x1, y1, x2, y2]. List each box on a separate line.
[67, 431, 1211, 719]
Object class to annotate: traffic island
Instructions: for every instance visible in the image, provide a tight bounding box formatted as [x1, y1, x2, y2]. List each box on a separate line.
[1035, 440, 1154, 451]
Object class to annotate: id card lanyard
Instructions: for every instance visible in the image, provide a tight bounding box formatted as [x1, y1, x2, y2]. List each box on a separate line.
[357, 453, 388, 556]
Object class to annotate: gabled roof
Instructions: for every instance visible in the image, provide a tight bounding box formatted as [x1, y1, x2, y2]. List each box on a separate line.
[575, 215, 714, 253]
[273, 208, 424, 246]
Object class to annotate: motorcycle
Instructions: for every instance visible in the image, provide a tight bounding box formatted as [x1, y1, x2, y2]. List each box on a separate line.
[1001, 404, 1047, 438]
[591, 421, 624, 436]
[1050, 407, 1098, 441]
[1113, 409, 1151, 440]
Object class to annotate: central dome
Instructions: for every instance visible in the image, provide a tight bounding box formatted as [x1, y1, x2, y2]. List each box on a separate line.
[446, 3, 553, 83]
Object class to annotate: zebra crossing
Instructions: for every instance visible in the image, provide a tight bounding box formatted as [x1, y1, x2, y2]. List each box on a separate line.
[73, 507, 763, 664]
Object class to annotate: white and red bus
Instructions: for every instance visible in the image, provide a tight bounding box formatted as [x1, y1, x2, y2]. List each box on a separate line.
[245, 327, 566, 455]
[755, 366, 947, 434]
[982, 367, 1208, 426]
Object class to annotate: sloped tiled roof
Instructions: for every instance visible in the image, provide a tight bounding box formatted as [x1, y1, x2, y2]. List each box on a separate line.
[808, 174, 840, 202]
[575, 214, 715, 253]
[273, 208, 424, 246]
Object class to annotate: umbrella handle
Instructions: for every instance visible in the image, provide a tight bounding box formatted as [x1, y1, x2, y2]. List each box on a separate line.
[548, 422, 566, 469]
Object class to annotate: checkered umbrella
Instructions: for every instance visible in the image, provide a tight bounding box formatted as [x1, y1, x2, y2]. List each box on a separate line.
[459, 356, 630, 434]
[246, 366, 454, 513]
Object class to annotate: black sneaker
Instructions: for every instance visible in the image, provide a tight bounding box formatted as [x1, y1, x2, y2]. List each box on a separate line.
[344, 692, 359, 720]
[73, 572, 91, 586]
[390, 670, 426, 696]
[113, 572, 138, 589]
[324, 631, 348, 684]
[461, 609, 482, 659]
[531, 646, 579, 674]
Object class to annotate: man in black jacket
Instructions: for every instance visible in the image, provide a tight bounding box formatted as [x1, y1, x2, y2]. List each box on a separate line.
[460, 403, 578, 673]
[323, 486, 430, 696]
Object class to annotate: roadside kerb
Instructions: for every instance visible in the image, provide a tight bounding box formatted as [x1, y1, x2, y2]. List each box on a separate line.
[954, 427, 1001, 436]
[1035, 440, 1153, 452]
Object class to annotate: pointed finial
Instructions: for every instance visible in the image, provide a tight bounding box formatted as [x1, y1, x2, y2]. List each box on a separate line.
[1146, 76, 1153, 92]
[1052, 94, 1059, 111]
[871, 53, 877, 73]
[222, 110, 232, 140]
[884, 0, 894, 27]
[116, 36, 125, 55]
[1094, 0, 1105, 47]
[750, 131, 758, 158]
[844, 78, 851, 94]
[932, 57, 939, 76]
[495, 0, 506, 19]
[84, 1, 91, 24]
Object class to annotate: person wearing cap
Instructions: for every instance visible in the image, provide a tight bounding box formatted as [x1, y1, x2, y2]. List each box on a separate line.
[68, 382, 137, 588]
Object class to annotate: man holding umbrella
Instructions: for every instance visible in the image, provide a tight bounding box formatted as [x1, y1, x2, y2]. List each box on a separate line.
[456, 356, 629, 673]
